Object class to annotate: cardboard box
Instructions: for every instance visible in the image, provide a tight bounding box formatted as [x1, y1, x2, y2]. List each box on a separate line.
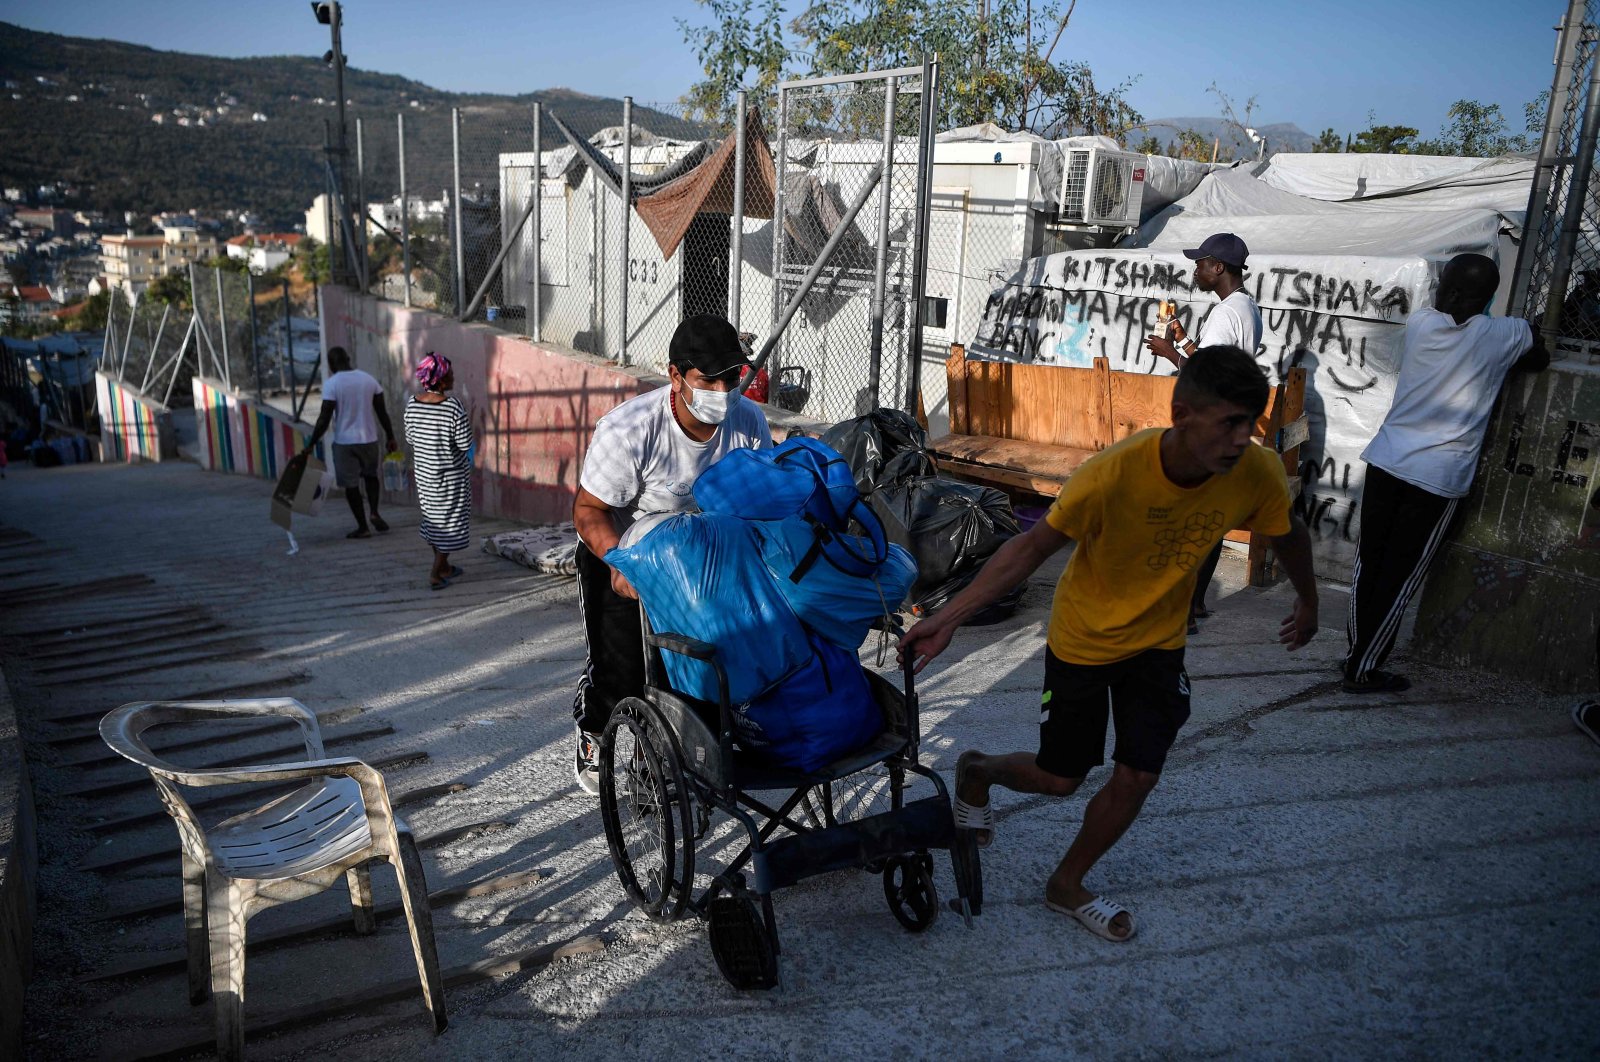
[270, 454, 335, 530]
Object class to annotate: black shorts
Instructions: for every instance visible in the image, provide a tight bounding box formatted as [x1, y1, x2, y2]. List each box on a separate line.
[1036, 647, 1191, 779]
[332, 441, 381, 488]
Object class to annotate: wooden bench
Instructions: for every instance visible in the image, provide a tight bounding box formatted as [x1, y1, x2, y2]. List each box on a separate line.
[930, 345, 1308, 586]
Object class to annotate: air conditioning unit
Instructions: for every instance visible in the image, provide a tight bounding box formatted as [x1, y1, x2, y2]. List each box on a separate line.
[1058, 148, 1148, 229]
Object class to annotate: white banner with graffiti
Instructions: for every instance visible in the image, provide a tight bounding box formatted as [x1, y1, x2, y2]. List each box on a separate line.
[970, 249, 1438, 577]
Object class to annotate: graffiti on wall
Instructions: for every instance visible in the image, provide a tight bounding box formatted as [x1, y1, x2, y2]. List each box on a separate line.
[965, 249, 1436, 575]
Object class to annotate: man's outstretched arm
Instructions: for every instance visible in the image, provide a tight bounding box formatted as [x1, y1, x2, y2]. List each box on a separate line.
[1266, 515, 1319, 650]
[1514, 319, 1551, 373]
[898, 518, 1070, 674]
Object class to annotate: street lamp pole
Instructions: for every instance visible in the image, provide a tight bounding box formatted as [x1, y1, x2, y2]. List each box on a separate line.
[314, 1, 353, 285]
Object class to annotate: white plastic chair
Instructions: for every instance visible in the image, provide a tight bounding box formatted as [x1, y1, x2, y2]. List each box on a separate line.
[99, 698, 447, 1060]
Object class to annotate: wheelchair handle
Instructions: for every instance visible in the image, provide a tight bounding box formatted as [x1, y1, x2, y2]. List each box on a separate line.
[646, 632, 718, 662]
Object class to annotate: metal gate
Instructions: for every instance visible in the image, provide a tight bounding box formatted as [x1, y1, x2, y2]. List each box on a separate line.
[1512, 0, 1600, 363]
[759, 62, 940, 421]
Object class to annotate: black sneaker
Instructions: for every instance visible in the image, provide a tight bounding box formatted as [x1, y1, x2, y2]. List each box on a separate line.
[1573, 699, 1600, 748]
[574, 728, 602, 796]
[371, 513, 390, 533]
[1342, 669, 1411, 694]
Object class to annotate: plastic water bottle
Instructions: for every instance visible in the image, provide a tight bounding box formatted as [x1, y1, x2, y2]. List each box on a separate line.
[382, 451, 405, 493]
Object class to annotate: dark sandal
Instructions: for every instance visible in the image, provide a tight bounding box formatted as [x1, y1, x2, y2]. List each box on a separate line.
[1342, 669, 1411, 694]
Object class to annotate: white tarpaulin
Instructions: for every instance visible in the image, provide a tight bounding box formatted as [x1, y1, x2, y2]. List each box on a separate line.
[1258, 152, 1532, 211]
[962, 154, 1535, 578]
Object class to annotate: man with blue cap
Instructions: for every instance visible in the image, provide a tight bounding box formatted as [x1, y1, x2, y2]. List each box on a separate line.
[1146, 232, 1263, 630]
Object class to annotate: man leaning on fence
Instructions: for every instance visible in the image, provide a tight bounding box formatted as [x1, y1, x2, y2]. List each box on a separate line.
[1343, 253, 1549, 693]
[569, 315, 772, 795]
[301, 345, 399, 540]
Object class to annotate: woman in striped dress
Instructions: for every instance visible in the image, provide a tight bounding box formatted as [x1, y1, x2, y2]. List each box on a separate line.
[404, 352, 474, 590]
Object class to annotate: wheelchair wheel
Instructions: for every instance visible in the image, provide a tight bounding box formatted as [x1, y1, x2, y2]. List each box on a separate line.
[708, 894, 779, 990]
[802, 763, 907, 871]
[883, 852, 940, 932]
[599, 700, 694, 922]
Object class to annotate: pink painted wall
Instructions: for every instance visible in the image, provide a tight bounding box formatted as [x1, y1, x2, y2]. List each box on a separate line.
[320, 286, 654, 526]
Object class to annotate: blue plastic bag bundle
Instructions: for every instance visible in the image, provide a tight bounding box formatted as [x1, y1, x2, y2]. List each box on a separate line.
[605, 513, 810, 705]
[732, 633, 883, 773]
[754, 518, 917, 650]
[695, 436, 888, 577]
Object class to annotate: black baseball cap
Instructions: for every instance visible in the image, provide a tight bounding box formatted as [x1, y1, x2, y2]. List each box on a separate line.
[1183, 232, 1249, 269]
[668, 315, 750, 379]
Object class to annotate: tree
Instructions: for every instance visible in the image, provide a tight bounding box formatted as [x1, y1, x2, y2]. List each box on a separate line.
[147, 268, 192, 308]
[64, 290, 111, 331]
[1350, 117, 1419, 154]
[679, 0, 1141, 138]
[1133, 135, 1161, 156]
[1416, 99, 1512, 156]
[1207, 82, 1259, 154]
[678, 0, 790, 127]
[295, 237, 330, 287]
[1165, 128, 1215, 162]
[1312, 127, 1342, 153]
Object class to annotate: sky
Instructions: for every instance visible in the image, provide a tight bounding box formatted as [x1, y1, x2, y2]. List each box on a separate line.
[0, 0, 1565, 138]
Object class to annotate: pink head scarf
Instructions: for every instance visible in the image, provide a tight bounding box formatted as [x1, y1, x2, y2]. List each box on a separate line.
[415, 352, 451, 389]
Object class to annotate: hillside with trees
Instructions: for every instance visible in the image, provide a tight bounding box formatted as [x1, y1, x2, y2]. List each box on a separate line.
[0, 21, 704, 228]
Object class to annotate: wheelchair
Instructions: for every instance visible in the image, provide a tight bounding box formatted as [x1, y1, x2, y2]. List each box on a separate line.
[596, 626, 984, 989]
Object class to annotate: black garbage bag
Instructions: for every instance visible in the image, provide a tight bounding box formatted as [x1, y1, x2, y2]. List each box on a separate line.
[869, 476, 1025, 621]
[820, 408, 937, 493]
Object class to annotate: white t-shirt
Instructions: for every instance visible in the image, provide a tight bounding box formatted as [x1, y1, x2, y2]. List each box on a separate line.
[1197, 289, 1263, 354]
[322, 369, 384, 445]
[1362, 308, 1532, 498]
[579, 386, 772, 529]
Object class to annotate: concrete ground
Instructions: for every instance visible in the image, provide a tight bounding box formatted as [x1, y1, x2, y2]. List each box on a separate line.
[2, 457, 1597, 1060]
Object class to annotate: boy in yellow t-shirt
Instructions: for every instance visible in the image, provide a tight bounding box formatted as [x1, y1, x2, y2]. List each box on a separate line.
[900, 345, 1319, 943]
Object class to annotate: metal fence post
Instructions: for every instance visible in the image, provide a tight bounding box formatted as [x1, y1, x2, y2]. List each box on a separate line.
[282, 277, 293, 392]
[355, 116, 369, 291]
[867, 77, 898, 408]
[1511, 0, 1587, 318]
[772, 86, 789, 338]
[215, 265, 231, 390]
[452, 107, 465, 316]
[246, 269, 263, 400]
[322, 120, 339, 283]
[398, 113, 412, 308]
[619, 96, 633, 366]
[531, 101, 542, 342]
[730, 91, 747, 329]
[904, 58, 939, 414]
[1543, 40, 1600, 345]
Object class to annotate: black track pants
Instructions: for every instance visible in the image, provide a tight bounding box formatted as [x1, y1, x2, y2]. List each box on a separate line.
[572, 541, 646, 735]
[1345, 464, 1458, 682]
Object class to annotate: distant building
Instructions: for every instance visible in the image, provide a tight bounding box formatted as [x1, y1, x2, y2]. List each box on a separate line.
[225, 232, 301, 274]
[15, 208, 75, 236]
[305, 193, 333, 244]
[16, 284, 60, 322]
[100, 224, 220, 301]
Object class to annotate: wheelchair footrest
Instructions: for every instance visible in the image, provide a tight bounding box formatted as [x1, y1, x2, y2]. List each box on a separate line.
[757, 796, 954, 893]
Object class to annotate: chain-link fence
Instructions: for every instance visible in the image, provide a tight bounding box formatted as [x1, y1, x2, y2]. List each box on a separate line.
[330, 67, 940, 423]
[101, 264, 319, 413]
[104, 289, 195, 408]
[1512, 0, 1600, 363]
[767, 69, 930, 422]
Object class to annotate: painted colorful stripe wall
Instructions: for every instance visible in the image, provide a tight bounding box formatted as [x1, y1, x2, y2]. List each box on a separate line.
[192, 376, 319, 479]
[94, 371, 176, 463]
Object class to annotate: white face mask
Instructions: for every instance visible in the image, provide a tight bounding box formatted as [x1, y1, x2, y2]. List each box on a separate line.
[685, 384, 733, 425]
